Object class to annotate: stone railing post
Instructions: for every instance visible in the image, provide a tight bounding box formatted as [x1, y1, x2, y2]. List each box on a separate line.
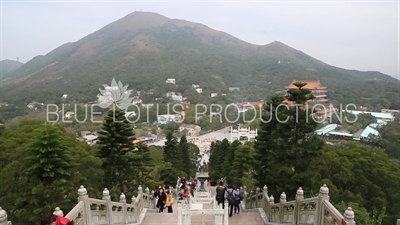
[102, 188, 112, 225]
[256, 187, 261, 207]
[150, 190, 155, 208]
[177, 204, 182, 225]
[78, 185, 90, 225]
[397, 219, 400, 225]
[53, 207, 64, 216]
[261, 185, 269, 218]
[279, 192, 287, 223]
[224, 201, 229, 225]
[144, 187, 150, 207]
[0, 207, 9, 225]
[295, 187, 304, 225]
[344, 207, 356, 225]
[242, 186, 247, 207]
[120, 193, 127, 224]
[317, 184, 329, 225]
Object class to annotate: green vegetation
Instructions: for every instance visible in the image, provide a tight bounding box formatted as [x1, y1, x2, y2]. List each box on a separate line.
[208, 85, 400, 225]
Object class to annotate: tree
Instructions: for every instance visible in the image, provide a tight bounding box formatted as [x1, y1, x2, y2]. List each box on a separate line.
[223, 140, 241, 184]
[254, 82, 324, 198]
[22, 123, 75, 224]
[178, 135, 191, 176]
[97, 108, 137, 192]
[26, 123, 74, 185]
[163, 132, 179, 166]
[230, 143, 255, 187]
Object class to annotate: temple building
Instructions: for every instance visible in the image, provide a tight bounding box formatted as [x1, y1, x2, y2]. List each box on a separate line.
[284, 80, 329, 103]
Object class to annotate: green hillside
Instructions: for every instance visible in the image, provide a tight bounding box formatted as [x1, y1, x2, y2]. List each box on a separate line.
[0, 11, 399, 110]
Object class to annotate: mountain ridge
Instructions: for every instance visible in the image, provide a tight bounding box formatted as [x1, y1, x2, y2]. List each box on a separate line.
[0, 11, 399, 110]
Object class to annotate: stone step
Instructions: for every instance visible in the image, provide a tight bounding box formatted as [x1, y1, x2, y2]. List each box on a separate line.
[142, 211, 265, 225]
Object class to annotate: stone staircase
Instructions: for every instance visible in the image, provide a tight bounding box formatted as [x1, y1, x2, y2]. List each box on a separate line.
[142, 186, 265, 225]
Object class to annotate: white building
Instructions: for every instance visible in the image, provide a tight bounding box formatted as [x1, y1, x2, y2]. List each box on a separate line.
[211, 93, 218, 98]
[62, 94, 68, 99]
[192, 84, 200, 88]
[230, 126, 258, 142]
[195, 88, 203, 93]
[166, 78, 176, 84]
[179, 124, 202, 137]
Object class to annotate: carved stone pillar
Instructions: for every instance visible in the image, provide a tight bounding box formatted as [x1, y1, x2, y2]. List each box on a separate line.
[344, 207, 356, 225]
[53, 207, 64, 216]
[78, 185, 90, 225]
[317, 184, 329, 225]
[0, 207, 8, 225]
[295, 187, 304, 225]
[279, 192, 287, 223]
[120, 193, 127, 224]
[102, 188, 112, 225]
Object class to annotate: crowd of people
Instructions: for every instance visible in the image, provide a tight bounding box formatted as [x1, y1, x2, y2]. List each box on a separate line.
[215, 181, 243, 217]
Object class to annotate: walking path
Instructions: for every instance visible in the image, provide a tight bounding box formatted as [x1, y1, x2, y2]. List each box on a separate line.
[141, 184, 264, 225]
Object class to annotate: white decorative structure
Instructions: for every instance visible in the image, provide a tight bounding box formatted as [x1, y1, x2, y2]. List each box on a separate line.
[242, 184, 356, 225]
[0, 207, 11, 225]
[53, 207, 64, 216]
[230, 125, 258, 142]
[61, 185, 156, 225]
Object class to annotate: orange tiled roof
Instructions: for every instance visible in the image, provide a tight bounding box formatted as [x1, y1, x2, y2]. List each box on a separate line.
[285, 80, 327, 90]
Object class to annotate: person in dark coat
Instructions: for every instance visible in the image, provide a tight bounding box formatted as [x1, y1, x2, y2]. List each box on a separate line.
[156, 187, 167, 213]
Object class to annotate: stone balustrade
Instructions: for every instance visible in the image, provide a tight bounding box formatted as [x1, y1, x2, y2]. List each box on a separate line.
[0, 207, 11, 225]
[242, 184, 356, 225]
[61, 185, 155, 225]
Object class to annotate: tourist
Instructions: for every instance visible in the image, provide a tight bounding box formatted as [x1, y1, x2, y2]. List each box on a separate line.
[215, 181, 226, 209]
[165, 190, 174, 213]
[156, 188, 167, 213]
[40, 213, 73, 225]
[224, 184, 239, 217]
[183, 187, 190, 205]
[232, 185, 241, 214]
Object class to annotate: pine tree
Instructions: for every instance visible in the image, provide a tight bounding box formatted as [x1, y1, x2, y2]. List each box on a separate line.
[178, 135, 191, 176]
[163, 132, 179, 166]
[134, 143, 153, 188]
[27, 123, 74, 185]
[97, 108, 137, 192]
[230, 144, 255, 187]
[254, 82, 324, 197]
[25, 123, 75, 223]
[223, 140, 241, 183]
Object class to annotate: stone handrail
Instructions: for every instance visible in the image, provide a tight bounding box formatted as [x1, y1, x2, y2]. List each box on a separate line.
[65, 201, 84, 223]
[242, 184, 356, 225]
[62, 185, 155, 225]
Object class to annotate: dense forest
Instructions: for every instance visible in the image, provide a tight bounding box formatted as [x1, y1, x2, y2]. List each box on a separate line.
[0, 109, 200, 225]
[208, 83, 400, 225]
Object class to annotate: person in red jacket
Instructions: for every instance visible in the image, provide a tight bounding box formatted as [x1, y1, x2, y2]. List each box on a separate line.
[40, 213, 73, 225]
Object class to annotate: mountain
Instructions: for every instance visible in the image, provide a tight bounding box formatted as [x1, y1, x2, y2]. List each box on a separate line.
[1, 11, 399, 110]
[0, 60, 24, 78]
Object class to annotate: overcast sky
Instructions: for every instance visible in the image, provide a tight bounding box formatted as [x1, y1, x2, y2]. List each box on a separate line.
[1, 0, 399, 79]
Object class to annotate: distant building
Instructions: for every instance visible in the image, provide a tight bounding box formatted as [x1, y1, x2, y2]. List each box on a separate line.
[229, 87, 240, 92]
[211, 93, 218, 98]
[166, 78, 176, 84]
[285, 80, 329, 103]
[192, 84, 200, 88]
[157, 114, 183, 124]
[65, 112, 75, 119]
[62, 94, 68, 99]
[179, 124, 201, 137]
[181, 101, 191, 109]
[235, 100, 265, 112]
[132, 96, 142, 104]
[195, 88, 203, 93]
